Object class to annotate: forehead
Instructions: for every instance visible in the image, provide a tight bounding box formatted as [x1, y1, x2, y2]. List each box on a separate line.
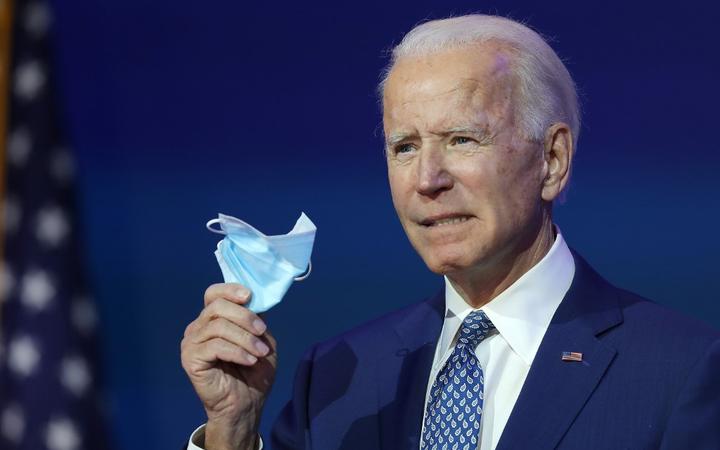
[382, 43, 517, 127]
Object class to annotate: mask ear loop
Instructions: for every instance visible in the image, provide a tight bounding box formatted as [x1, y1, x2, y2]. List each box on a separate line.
[206, 218, 226, 235]
[294, 261, 312, 281]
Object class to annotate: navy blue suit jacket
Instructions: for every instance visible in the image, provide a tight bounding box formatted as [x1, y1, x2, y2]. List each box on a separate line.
[270, 253, 720, 449]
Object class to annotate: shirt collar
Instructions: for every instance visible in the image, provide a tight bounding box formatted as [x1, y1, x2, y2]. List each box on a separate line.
[443, 228, 575, 366]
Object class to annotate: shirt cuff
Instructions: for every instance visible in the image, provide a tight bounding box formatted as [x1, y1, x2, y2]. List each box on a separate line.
[188, 424, 263, 450]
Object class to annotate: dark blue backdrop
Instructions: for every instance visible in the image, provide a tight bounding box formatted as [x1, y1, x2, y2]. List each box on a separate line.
[46, 1, 720, 448]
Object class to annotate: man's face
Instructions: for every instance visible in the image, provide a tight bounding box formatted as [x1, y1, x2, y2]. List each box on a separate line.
[383, 43, 548, 277]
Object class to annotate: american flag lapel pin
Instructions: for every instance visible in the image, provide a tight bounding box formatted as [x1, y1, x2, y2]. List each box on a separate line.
[561, 351, 583, 362]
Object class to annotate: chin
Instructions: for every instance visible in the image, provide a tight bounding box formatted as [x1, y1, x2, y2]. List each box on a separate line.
[418, 246, 477, 275]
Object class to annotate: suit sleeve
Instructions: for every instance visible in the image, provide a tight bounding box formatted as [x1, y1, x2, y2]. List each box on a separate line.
[270, 344, 318, 450]
[659, 338, 720, 450]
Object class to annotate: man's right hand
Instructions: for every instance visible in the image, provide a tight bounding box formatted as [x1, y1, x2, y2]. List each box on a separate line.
[181, 283, 277, 450]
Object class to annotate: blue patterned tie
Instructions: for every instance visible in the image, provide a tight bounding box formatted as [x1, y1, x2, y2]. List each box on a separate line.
[421, 310, 495, 450]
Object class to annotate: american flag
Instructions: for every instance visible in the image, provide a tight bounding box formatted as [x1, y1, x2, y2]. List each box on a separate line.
[0, 0, 111, 449]
[561, 351, 583, 362]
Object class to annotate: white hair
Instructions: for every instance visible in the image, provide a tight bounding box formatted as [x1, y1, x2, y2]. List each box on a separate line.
[379, 15, 580, 148]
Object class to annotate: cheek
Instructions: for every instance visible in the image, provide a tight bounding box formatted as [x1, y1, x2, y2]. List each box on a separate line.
[452, 151, 541, 220]
[496, 144, 543, 188]
[492, 152, 546, 223]
[387, 168, 411, 215]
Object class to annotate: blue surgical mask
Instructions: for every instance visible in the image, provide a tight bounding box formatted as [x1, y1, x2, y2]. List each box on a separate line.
[206, 212, 316, 313]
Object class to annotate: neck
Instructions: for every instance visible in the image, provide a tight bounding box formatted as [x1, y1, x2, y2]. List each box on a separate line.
[447, 213, 556, 309]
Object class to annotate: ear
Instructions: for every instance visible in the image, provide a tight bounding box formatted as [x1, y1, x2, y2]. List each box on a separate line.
[541, 123, 574, 202]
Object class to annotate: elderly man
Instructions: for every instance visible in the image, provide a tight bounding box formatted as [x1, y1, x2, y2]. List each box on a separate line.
[182, 15, 720, 450]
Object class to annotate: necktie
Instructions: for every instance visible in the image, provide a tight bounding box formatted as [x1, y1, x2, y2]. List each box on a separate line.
[421, 310, 495, 450]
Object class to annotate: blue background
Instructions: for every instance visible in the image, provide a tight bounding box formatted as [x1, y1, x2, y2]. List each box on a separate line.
[46, 1, 720, 448]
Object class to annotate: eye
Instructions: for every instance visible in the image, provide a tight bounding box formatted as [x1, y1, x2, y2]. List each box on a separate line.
[393, 143, 416, 154]
[450, 136, 475, 146]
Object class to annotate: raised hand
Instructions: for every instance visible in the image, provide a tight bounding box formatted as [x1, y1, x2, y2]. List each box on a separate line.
[181, 283, 278, 450]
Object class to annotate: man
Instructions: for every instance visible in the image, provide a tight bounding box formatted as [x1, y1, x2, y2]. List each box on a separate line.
[181, 15, 720, 450]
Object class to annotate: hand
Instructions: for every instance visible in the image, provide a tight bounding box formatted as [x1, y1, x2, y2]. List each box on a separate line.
[181, 283, 278, 450]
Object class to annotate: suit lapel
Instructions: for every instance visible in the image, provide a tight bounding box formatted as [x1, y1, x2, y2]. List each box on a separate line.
[378, 291, 445, 450]
[496, 252, 623, 450]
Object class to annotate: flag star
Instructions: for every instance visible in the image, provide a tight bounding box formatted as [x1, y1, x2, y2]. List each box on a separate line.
[46, 418, 81, 450]
[60, 356, 92, 396]
[36, 205, 70, 247]
[71, 296, 98, 334]
[8, 335, 41, 376]
[0, 263, 15, 302]
[50, 148, 75, 184]
[21, 269, 56, 311]
[24, 1, 52, 37]
[14, 59, 46, 101]
[7, 127, 32, 166]
[1, 405, 25, 443]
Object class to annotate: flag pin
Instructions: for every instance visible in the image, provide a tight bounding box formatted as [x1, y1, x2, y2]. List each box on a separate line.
[561, 351, 583, 362]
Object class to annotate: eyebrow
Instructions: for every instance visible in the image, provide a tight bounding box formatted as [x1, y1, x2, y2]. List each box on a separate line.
[444, 126, 492, 138]
[385, 132, 412, 146]
[385, 126, 492, 145]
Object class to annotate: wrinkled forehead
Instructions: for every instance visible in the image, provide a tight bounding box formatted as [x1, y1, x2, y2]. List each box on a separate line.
[382, 43, 519, 125]
[383, 42, 515, 96]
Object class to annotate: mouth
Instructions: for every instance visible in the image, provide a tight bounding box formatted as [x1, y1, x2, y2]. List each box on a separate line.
[419, 214, 473, 228]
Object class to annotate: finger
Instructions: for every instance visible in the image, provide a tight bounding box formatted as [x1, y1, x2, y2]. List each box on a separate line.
[204, 283, 252, 307]
[192, 317, 270, 357]
[184, 320, 199, 338]
[194, 337, 258, 366]
[198, 298, 267, 336]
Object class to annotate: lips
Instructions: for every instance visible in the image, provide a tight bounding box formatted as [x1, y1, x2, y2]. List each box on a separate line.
[419, 214, 473, 227]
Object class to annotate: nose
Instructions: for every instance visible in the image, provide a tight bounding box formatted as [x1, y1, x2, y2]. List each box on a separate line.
[416, 146, 453, 197]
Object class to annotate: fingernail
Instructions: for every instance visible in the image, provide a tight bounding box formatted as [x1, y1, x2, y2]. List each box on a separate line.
[255, 340, 270, 355]
[235, 288, 249, 298]
[246, 354, 257, 364]
[253, 319, 266, 334]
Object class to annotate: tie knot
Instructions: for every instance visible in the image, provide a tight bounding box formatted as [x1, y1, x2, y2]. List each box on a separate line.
[458, 310, 495, 350]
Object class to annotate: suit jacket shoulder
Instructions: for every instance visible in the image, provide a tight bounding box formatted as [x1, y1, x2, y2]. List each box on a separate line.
[497, 252, 720, 450]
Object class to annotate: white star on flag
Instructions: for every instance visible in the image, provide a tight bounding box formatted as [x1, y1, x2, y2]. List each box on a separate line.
[60, 356, 92, 396]
[36, 205, 70, 247]
[7, 336, 41, 377]
[46, 417, 81, 450]
[23, 1, 51, 38]
[14, 59, 46, 101]
[0, 405, 25, 444]
[20, 269, 56, 310]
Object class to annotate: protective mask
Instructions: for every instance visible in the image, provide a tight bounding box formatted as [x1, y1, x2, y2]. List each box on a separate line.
[206, 212, 316, 313]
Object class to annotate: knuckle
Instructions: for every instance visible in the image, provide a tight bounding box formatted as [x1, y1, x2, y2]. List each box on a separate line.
[200, 301, 222, 322]
[203, 284, 216, 300]
[203, 283, 224, 305]
[237, 328, 252, 344]
[210, 337, 232, 355]
[236, 304, 252, 320]
[210, 317, 230, 336]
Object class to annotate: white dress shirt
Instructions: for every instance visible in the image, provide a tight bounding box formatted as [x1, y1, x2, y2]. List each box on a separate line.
[190, 231, 575, 450]
[423, 231, 575, 450]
